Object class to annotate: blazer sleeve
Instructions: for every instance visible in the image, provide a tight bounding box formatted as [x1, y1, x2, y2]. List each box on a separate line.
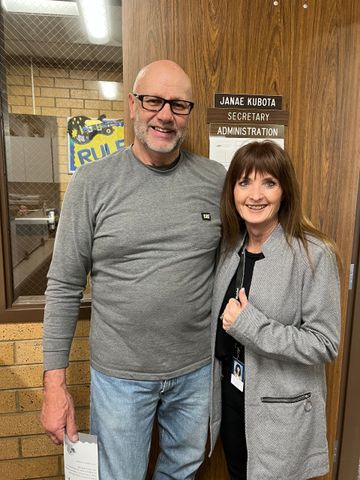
[227, 245, 341, 365]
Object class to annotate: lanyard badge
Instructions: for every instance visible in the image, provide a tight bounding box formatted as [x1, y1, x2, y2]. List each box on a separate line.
[231, 357, 245, 392]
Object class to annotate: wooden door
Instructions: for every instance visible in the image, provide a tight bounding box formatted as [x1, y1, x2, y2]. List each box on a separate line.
[122, 1, 360, 478]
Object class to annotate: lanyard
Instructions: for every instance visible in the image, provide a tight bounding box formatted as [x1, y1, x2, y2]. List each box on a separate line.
[233, 237, 247, 359]
[234, 244, 246, 300]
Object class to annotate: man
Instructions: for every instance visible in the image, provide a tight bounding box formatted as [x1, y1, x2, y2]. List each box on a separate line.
[41, 60, 226, 480]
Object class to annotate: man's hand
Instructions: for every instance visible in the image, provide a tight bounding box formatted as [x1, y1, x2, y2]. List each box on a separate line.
[40, 369, 78, 445]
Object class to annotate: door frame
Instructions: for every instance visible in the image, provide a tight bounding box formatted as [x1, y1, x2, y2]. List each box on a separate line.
[334, 176, 360, 479]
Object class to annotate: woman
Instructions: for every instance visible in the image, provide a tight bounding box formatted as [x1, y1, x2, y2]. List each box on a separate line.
[210, 141, 340, 480]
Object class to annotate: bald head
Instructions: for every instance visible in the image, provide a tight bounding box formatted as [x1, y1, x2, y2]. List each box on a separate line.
[129, 60, 193, 166]
[133, 60, 193, 101]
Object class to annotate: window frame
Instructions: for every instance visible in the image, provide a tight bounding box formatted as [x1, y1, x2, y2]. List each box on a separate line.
[0, 5, 121, 323]
[0, 111, 91, 322]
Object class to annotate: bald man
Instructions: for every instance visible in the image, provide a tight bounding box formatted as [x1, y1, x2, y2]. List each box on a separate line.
[41, 60, 226, 480]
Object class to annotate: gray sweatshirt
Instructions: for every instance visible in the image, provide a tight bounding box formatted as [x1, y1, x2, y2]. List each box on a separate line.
[43, 147, 226, 380]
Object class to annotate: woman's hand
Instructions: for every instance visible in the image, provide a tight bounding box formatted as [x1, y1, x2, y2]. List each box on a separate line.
[222, 288, 248, 331]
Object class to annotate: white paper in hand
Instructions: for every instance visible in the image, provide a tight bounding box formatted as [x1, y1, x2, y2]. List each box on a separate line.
[64, 432, 99, 480]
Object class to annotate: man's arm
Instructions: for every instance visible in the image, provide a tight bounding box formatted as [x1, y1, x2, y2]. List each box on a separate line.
[42, 168, 93, 444]
[41, 368, 78, 444]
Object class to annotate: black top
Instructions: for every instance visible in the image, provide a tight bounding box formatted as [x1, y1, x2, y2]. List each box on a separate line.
[215, 249, 264, 362]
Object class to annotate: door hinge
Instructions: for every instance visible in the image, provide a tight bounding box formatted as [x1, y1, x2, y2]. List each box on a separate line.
[333, 439, 338, 464]
[349, 263, 354, 290]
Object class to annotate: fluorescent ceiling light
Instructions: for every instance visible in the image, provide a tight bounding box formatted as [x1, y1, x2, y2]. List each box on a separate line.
[76, 0, 110, 45]
[99, 81, 120, 100]
[1, 0, 79, 16]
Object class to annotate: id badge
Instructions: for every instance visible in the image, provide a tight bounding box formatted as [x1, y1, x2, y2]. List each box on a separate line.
[231, 357, 244, 392]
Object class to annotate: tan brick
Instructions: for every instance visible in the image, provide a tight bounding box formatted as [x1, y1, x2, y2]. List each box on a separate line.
[74, 320, 90, 337]
[58, 165, 69, 177]
[0, 412, 43, 437]
[7, 65, 33, 76]
[59, 172, 73, 184]
[84, 80, 101, 91]
[15, 340, 42, 365]
[69, 384, 90, 407]
[18, 388, 43, 412]
[69, 338, 89, 362]
[70, 70, 99, 80]
[56, 117, 68, 129]
[0, 342, 15, 365]
[0, 391, 16, 413]
[24, 76, 54, 87]
[0, 323, 43, 341]
[0, 456, 59, 479]
[41, 107, 71, 118]
[11, 105, 35, 115]
[59, 183, 70, 194]
[57, 136, 67, 148]
[71, 88, 99, 99]
[67, 361, 90, 385]
[26, 96, 55, 107]
[70, 109, 99, 118]
[11, 407, 89, 441]
[0, 438, 19, 460]
[21, 434, 62, 457]
[99, 70, 123, 82]
[85, 99, 112, 110]
[39, 67, 69, 78]
[58, 154, 69, 165]
[58, 145, 69, 157]
[7, 95, 26, 106]
[19, 384, 90, 414]
[41, 87, 70, 98]
[57, 135, 69, 147]
[56, 153, 67, 168]
[102, 110, 124, 119]
[0, 364, 43, 390]
[111, 100, 124, 110]
[7, 75, 25, 86]
[8, 85, 40, 96]
[57, 126, 67, 136]
[99, 91, 122, 102]
[56, 98, 84, 109]
[76, 407, 90, 430]
[55, 78, 83, 89]
[99, 84, 124, 101]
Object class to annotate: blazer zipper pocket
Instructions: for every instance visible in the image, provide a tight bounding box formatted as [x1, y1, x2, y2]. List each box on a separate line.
[261, 392, 311, 404]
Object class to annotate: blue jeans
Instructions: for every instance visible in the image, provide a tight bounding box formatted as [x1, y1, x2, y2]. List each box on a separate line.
[90, 364, 211, 480]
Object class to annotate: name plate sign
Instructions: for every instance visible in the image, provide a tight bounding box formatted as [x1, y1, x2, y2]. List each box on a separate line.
[215, 93, 282, 109]
[207, 108, 289, 125]
[210, 124, 285, 138]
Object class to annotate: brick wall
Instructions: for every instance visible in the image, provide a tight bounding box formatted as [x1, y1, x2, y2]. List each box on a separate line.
[0, 65, 123, 478]
[0, 320, 91, 479]
[7, 64, 124, 198]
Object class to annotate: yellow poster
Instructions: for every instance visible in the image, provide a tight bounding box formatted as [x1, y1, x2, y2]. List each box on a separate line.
[68, 115, 124, 173]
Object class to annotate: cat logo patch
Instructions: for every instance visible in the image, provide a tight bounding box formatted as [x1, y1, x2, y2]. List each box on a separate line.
[201, 212, 211, 221]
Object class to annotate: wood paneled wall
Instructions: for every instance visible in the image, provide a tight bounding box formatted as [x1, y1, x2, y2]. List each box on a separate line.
[122, 1, 360, 478]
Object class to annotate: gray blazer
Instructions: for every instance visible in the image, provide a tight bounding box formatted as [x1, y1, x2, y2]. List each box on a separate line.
[210, 224, 340, 480]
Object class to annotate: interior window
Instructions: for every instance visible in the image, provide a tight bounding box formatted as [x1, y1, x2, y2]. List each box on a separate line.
[0, 0, 123, 305]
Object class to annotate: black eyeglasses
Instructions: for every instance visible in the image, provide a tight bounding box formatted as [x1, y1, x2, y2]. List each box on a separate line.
[132, 93, 194, 115]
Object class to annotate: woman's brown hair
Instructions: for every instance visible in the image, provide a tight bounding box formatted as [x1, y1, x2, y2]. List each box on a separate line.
[220, 141, 339, 263]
